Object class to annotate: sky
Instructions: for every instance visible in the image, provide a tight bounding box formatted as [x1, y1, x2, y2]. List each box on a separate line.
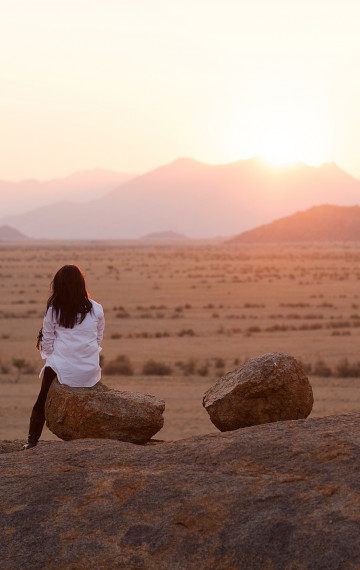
[1, 0, 359, 181]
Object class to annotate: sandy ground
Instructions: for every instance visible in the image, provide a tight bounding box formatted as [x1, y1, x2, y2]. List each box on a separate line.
[1, 373, 359, 442]
[1, 241, 360, 443]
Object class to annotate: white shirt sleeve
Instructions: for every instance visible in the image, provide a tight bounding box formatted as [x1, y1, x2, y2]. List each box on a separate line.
[40, 307, 56, 358]
[97, 306, 105, 346]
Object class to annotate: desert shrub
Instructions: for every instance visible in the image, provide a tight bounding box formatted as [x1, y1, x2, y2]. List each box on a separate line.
[178, 329, 195, 337]
[116, 310, 130, 318]
[335, 358, 360, 378]
[12, 358, 27, 381]
[298, 323, 323, 330]
[326, 320, 351, 329]
[312, 360, 332, 377]
[246, 326, 261, 333]
[23, 362, 37, 374]
[103, 355, 134, 376]
[0, 360, 10, 374]
[197, 364, 209, 377]
[280, 303, 310, 308]
[110, 333, 123, 339]
[179, 358, 197, 375]
[265, 325, 293, 332]
[304, 313, 324, 320]
[298, 360, 312, 374]
[12, 358, 27, 371]
[142, 359, 172, 376]
[214, 358, 225, 369]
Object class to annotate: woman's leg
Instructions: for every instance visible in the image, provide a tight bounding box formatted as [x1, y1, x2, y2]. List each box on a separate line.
[23, 367, 57, 449]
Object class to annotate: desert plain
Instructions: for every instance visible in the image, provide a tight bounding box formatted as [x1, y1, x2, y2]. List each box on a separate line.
[1, 240, 360, 442]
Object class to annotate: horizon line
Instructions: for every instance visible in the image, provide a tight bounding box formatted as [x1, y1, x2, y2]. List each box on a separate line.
[0, 155, 356, 184]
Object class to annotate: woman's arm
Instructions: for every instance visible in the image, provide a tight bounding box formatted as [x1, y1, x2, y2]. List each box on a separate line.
[40, 307, 56, 358]
[97, 307, 105, 346]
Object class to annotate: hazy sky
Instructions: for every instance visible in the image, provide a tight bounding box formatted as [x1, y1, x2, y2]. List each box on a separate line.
[1, 0, 359, 180]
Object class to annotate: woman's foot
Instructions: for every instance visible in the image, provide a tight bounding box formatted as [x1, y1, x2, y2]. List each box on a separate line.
[22, 440, 38, 450]
[23, 408, 45, 450]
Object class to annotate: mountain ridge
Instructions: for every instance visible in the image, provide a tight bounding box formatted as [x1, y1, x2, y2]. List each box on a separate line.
[231, 204, 360, 243]
[0, 225, 30, 241]
[1, 158, 360, 239]
[0, 169, 135, 217]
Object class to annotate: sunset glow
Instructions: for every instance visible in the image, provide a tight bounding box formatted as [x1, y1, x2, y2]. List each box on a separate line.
[0, 0, 359, 180]
[260, 130, 297, 167]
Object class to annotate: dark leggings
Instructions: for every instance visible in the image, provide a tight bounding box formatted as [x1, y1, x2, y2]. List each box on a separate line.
[33, 366, 57, 415]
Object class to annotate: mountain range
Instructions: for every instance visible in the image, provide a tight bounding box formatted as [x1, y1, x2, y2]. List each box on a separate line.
[1, 157, 360, 239]
[0, 169, 134, 217]
[0, 225, 30, 241]
[231, 205, 360, 243]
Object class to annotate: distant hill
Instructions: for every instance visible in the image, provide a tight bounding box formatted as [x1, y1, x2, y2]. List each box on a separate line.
[1, 157, 360, 239]
[0, 169, 135, 217]
[0, 225, 29, 241]
[230, 205, 360, 243]
[141, 230, 188, 240]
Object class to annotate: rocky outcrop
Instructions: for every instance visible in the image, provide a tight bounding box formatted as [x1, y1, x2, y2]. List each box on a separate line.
[45, 380, 165, 444]
[1, 414, 360, 569]
[203, 353, 313, 431]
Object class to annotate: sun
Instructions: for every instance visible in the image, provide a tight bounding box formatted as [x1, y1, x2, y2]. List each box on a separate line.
[224, 91, 333, 170]
[260, 129, 298, 167]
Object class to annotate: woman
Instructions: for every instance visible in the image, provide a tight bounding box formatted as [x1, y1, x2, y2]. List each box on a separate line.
[23, 264, 105, 449]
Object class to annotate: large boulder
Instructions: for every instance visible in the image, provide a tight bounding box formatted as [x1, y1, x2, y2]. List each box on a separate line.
[45, 380, 165, 444]
[2, 414, 360, 568]
[203, 352, 313, 431]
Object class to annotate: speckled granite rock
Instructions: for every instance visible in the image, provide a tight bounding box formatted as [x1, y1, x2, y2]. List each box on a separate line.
[45, 379, 165, 444]
[1, 414, 360, 569]
[203, 352, 313, 431]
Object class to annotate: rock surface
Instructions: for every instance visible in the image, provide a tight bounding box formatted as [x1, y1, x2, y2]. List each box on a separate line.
[1, 414, 360, 569]
[203, 352, 313, 431]
[45, 380, 165, 444]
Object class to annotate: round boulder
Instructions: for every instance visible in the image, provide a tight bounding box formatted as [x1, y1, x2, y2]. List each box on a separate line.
[45, 380, 165, 444]
[203, 352, 313, 431]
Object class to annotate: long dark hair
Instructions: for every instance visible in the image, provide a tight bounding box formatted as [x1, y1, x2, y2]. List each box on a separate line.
[46, 265, 92, 328]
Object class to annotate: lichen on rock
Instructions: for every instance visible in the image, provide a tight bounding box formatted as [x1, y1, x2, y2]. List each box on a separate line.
[1, 414, 360, 569]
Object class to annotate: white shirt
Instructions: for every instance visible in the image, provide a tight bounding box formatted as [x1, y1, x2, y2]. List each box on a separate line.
[40, 299, 105, 387]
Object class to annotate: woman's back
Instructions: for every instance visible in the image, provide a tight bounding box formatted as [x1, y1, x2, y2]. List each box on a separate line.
[41, 299, 105, 387]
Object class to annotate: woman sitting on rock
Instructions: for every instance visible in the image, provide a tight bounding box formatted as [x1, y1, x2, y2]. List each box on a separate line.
[23, 264, 105, 449]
